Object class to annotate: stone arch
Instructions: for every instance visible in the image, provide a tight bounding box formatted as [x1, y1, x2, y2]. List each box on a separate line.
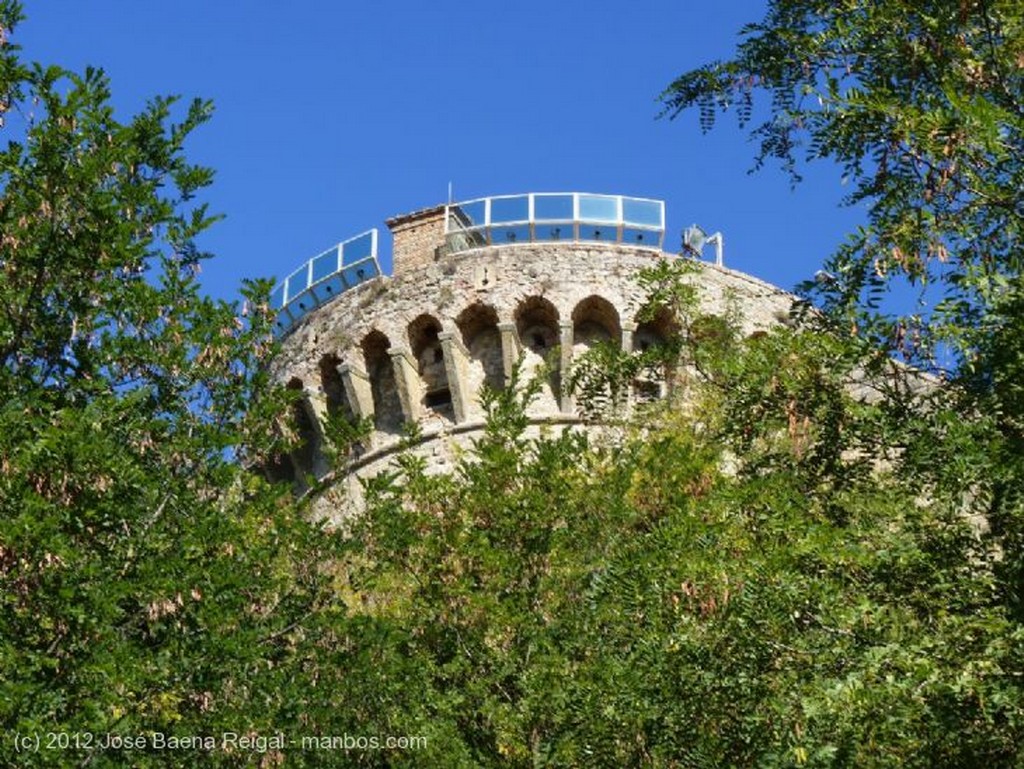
[513, 296, 561, 411]
[568, 296, 622, 417]
[633, 305, 679, 352]
[361, 329, 402, 435]
[285, 377, 327, 487]
[319, 353, 353, 421]
[633, 306, 681, 403]
[571, 295, 621, 357]
[515, 296, 560, 354]
[408, 313, 453, 419]
[456, 302, 504, 397]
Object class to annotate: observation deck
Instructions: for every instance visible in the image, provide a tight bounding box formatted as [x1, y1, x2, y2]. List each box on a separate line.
[270, 230, 382, 336]
[271, 193, 667, 337]
[444, 192, 664, 253]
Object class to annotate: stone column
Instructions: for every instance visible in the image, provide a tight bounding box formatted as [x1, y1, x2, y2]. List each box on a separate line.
[337, 362, 375, 421]
[389, 348, 423, 423]
[497, 321, 521, 387]
[438, 331, 471, 423]
[620, 321, 637, 414]
[620, 322, 636, 354]
[559, 320, 574, 414]
[301, 389, 332, 478]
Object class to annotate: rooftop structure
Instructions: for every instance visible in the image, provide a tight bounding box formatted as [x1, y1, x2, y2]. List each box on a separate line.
[272, 193, 666, 336]
[444, 192, 665, 254]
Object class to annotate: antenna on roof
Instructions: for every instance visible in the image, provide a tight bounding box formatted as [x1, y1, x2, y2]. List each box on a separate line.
[447, 181, 453, 203]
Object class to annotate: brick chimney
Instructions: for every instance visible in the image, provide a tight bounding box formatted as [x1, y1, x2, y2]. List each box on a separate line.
[386, 204, 448, 277]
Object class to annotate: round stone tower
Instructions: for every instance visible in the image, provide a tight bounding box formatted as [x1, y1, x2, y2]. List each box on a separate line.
[267, 192, 798, 517]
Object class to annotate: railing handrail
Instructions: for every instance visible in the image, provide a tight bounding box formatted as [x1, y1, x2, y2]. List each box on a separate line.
[272, 229, 381, 336]
[272, 193, 671, 337]
[443, 192, 665, 252]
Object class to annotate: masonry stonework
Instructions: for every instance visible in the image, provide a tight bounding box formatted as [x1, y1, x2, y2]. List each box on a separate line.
[270, 200, 801, 521]
[385, 205, 448, 276]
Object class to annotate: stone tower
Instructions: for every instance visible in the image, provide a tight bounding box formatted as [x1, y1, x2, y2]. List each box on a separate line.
[267, 192, 797, 517]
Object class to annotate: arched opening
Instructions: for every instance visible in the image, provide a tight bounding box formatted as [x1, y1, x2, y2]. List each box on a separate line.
[514, 296, 561, 410]
[634, 305, 679, 352]
[286, 377, 324, 485]
[569, 296, 622, 416]
[319, 352, 364, 457]
[633, 306, 680, 403]
[456, 302, 504, 400]
[571, 295, 621, 358]
[408, 313, 453, 419]
[319, 353, 354, 421]
[515, 296, 559, 355]
[361, 330, 402, 435]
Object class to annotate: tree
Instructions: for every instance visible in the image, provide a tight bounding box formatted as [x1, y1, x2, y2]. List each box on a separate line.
[4, 0, 1020, 765]
[660, 0, 1024, 618]
[0, 4, 345, 765]
[316, 261, 1024, 767]
[661, 0, 1022, 366]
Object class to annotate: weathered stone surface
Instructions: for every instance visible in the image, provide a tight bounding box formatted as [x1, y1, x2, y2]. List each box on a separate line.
[270, 242, 800, 521]
[385, 205, 447, 276]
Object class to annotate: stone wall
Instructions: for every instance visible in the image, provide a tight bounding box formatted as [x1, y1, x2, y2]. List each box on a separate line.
[269, 241, 800, 519]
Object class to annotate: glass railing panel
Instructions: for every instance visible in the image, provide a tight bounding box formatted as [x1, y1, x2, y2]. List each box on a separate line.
[270, 284, 287, 311]
[449, 200, 486, 230]
[534, 223, 574, 241]
[579, 223, 617, 241]
[290, 290, 316, 313]
[622, 197, 663, 228]
[533, 194, 574, 221]
[445, 193, 665, 252]
[622, 227, 661, 247]
[311, 276, 344, 303]
[274, 230, 380, 336]
[273, 310, 294, 335]
[284, 266, 307, 302]
[311, 248, 339, 283]
[340, 257, 381, 289]
[490, 195, 530, 224]
[341, 231, 375, 265]
[445, 227, 488, 252]
[578, 194, 619, 223]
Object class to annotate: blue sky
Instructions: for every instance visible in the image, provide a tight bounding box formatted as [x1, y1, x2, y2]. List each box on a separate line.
[14, 1, 867, 303]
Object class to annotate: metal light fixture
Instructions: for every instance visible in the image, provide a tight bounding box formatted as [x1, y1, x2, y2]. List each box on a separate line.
[683, 224, 724, 267]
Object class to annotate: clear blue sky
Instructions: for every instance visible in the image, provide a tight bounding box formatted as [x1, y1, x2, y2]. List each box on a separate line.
[14, 1, 866, 302]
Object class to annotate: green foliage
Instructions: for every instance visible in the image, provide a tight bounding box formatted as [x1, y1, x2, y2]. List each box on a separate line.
[661, 0, 1023, 373]
[0, 6, 346, 765]
[566, 338, 641, 419]
[317, 246, 1023, 764]
[634, 257, 701, 324]
[322, 408, 374, 465]
[3, 1, 1022, 765]
[330, 334, 1024, 767]
[567, 259, 703, 417]
[661, 0, 1024, 644]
